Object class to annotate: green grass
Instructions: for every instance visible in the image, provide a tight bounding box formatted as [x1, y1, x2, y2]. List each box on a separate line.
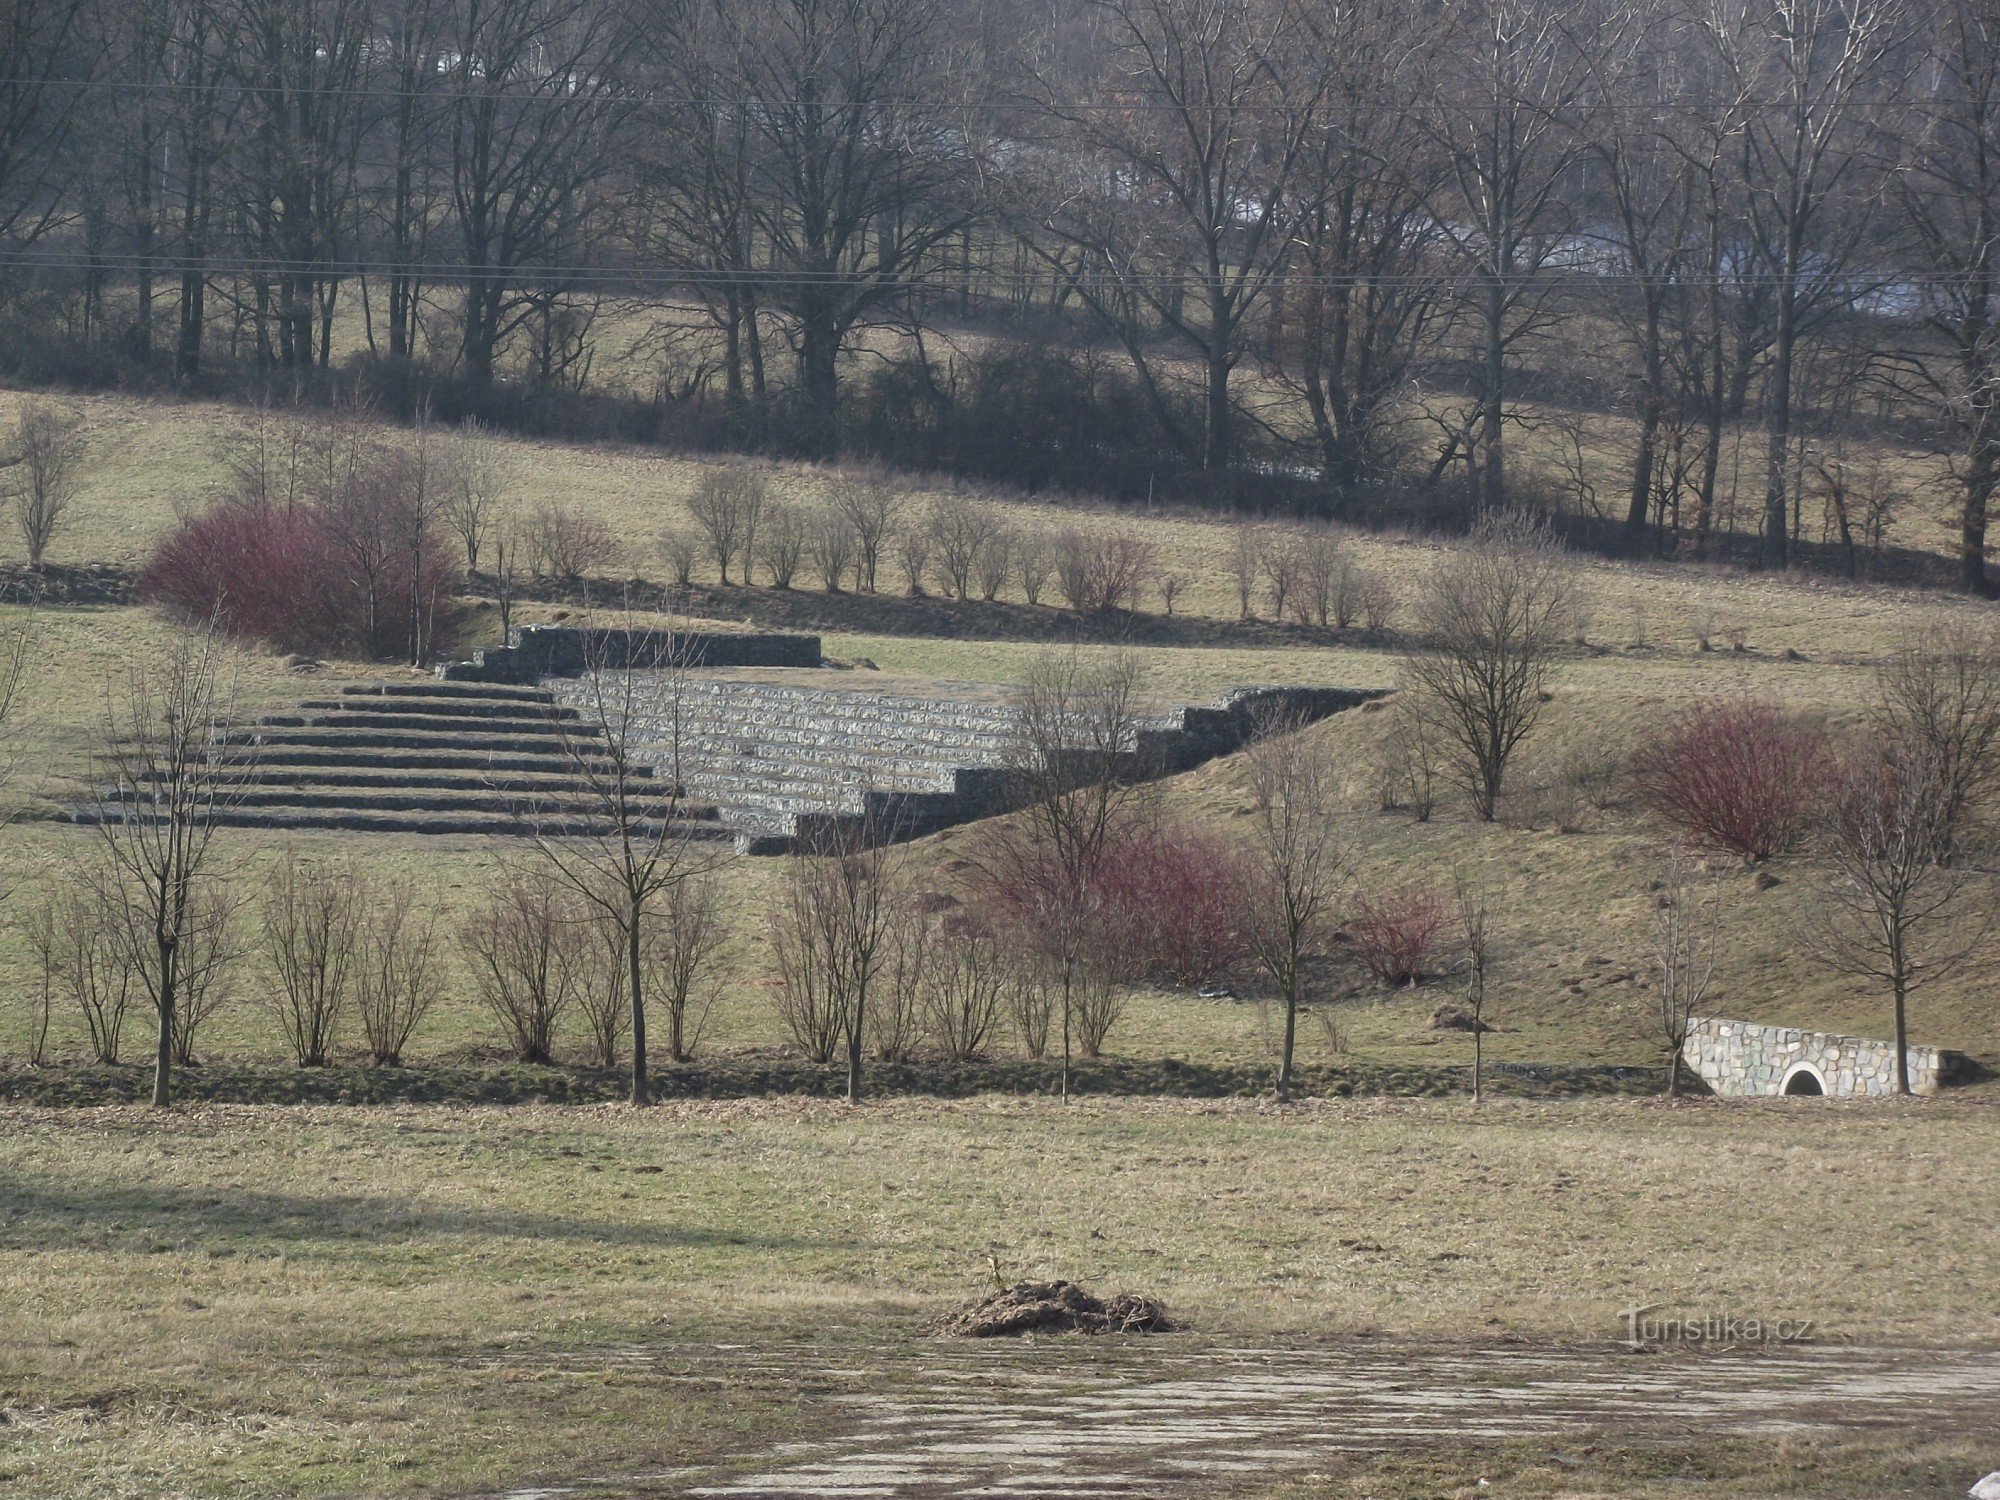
[0, 1095, 1994, 1498]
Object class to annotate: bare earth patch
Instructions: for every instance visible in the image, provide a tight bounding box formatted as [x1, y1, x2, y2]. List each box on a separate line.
[470, 1340, 2000, 1499]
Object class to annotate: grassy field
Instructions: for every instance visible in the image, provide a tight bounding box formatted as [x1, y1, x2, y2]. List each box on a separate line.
[1, 1094, 1994, 1498]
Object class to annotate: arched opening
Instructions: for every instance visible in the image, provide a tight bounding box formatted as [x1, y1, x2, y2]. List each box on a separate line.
[1781, 1065, 1826, 1096]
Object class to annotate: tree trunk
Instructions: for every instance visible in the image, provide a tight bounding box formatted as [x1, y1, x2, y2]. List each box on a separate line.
[845, 985, 864, 1105]
[799, 312, 840, 461]
[629, 896, 649, 1106]
[1961, 444, 1994, 596]
[1473, 1023, 1483, 1104]
[1893, 979, 1910, 1097]
[1482, 273, 1506, 512]
[152, 942, 176, 1108]
[1761, 243, 1800, 570]
[1626, 303, 1664, 551]
[1277, 970, 1296, 1103]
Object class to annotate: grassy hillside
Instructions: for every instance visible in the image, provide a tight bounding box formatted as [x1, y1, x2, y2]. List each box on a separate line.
[0, 388, 1994, 1082]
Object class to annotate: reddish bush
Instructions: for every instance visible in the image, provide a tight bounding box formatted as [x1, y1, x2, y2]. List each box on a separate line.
[1094, 821, 1246, 987]
[1346, 884, 1448, 987]
[1629, 698, 1830, 861]
[141, 495, 460, 661]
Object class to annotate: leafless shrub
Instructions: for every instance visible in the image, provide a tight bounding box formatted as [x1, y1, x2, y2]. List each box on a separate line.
[806, 504, 855, 592]
[831, 476, 897, 593]
[1053, 528, 1153, 614]
[461, 874, 582, 1065]
[1260, 531, 1300, 621]
[577, 912, 632, 1068]
[756, 500, 808, 589]
[1358, 576, 1396, 633]
[654, 869, 724, 1062]
[1017, 527, 1055, 605]
[1291, 528, 1345, 627]
[658, 524, 701, 587]
[1310, 1005, 1349, 1059]
[924, 915, 1008, 1062]
[440, 416, 503, 573]
[1007, 962, 1056, 1060]
[1654, 858, 1721, 1097]
[1399, 511, 1576, 820]
[975, 527, 1014, 601]
[687, 464, 766, 585]
[872, 902, 930, 1064]
[355, 886, 440, 1067]
[1231, 522, 1258, 619]
[1072, 967, 1122, 1059]
[769, 826, 901, 1099]
[5, 399, 86, 569]
[59, 883, 132, 1064]
[160, 883, 236, 1067]
[1378, 689, 1442, 822]
[530, 501, 620, 581]
[931, 496, 1002, 600]
[17, 897, 57, 1064]
[771, 878, 843, 1063]
[262, 855, 361, 1068]
[895, 511, 935, 596]
[1154, 567, 1187, 615]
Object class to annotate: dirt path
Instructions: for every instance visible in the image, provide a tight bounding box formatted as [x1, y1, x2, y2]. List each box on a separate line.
[477, 1341, 2000, 1499]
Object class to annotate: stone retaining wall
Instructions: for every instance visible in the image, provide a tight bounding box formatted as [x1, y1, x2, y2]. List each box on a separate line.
[1682, 1016, 1972, 1097]
[439, 626, 821, 683]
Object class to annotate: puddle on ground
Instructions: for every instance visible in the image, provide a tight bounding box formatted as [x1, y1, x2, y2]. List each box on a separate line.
[470, 1341, 2000, 1500]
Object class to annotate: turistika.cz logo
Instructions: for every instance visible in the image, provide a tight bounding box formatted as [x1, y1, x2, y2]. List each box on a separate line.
[1620, 1303, 1816, 1349]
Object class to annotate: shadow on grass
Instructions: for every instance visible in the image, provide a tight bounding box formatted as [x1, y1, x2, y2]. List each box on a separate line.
[0, 1175, 824, 1252]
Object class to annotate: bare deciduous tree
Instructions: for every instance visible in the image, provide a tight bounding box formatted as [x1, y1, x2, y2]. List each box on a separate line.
[4, 399, 85, 569]
[1454, 872, 1492, 1104]
[1398, 511, 1575, 820]
[441, 416, 503, 574]
[88, 617, 249, 1105]
[355, 882, 441, 1067]
[1807, 734, 1994, 1094]
[1654, 857, 1722, 1098]
[262, 854, 362, 1068]
[831, 477, 897, 593]
[770, 815, 903, 1103]
[523, 619, 726, 1103]
[686, 465, 765, 586]
[1237, 710, 1349, 1101]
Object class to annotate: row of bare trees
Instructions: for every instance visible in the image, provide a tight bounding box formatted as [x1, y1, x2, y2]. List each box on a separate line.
[10, 0, 2000, 586]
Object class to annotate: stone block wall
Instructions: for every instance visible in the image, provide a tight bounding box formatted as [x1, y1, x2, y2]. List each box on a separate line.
[1683, 1016, 1972, 1097]
[440, 626, 822, 683]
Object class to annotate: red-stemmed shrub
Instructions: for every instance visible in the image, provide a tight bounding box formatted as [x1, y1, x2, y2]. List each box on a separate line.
[1629, 698, 1830, 861]
[1346, 884, 1448, 987]
[1094, 820, 1246, 987]
[141, 494, 460, 661]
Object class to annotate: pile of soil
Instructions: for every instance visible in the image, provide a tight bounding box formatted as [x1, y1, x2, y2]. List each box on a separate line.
[1427, 1004, 1492, 1034]
[930, 1280, 1174, 1338]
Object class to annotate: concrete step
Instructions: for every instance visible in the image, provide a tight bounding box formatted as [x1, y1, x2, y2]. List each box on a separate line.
[96, 785, 720, 819]
[249, 711, 600, 738]
[77, 804, 731, 840]
[216, 745, 629, 775]
[219, 727, 607, 757]
[243, 765, 660, 792]
[302, 696, 581, 724]
[346, 681, 557, 705]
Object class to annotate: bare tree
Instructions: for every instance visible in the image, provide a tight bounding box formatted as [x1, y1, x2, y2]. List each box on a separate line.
[805, 504, 855, 591]
[1237, 711, 1349, 1101]
[1872, 624, 2000, 859]
[832, 477, 898, 593]
[88, 617, 249, 1106]
[1807, 733, 1993, 1094]
[931, 496, 1002, 600]
[461, 872, 581, 1064]
[756, 500, 809, 589]
[522, 619, 726, 1104]
[1654, 856, 1722, 1098]
[1454, 872, 1492, 1104]
[262, 854, 362, 1068]
[655, 868, 725, 1062]
[1398, 511, 1575, 820]
[770, 816, 903, 1103]
[4, 400, 86, 569]
[686, 465, 765, 586]
[1694, 0, 1905, 569]
[355, 882, 441, 1067]
[972, 649, 1149, 1099]
[1022, 0, 1326, 470]
[441, 416, 504, 573]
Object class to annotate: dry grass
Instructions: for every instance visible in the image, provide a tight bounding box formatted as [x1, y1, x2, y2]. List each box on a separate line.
[0, 1094, 1993, 1497]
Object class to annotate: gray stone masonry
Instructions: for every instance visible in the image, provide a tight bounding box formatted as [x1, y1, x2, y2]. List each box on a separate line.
[1683, 1016, 1974, 1097]
[440, 626, 821, 683]
[553, 675, 1381, 853]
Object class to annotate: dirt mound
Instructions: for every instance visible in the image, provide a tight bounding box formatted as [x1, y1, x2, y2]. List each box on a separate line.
[1427, 1004, 1491, 1034]
[931, 1280, 1174, 1338]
